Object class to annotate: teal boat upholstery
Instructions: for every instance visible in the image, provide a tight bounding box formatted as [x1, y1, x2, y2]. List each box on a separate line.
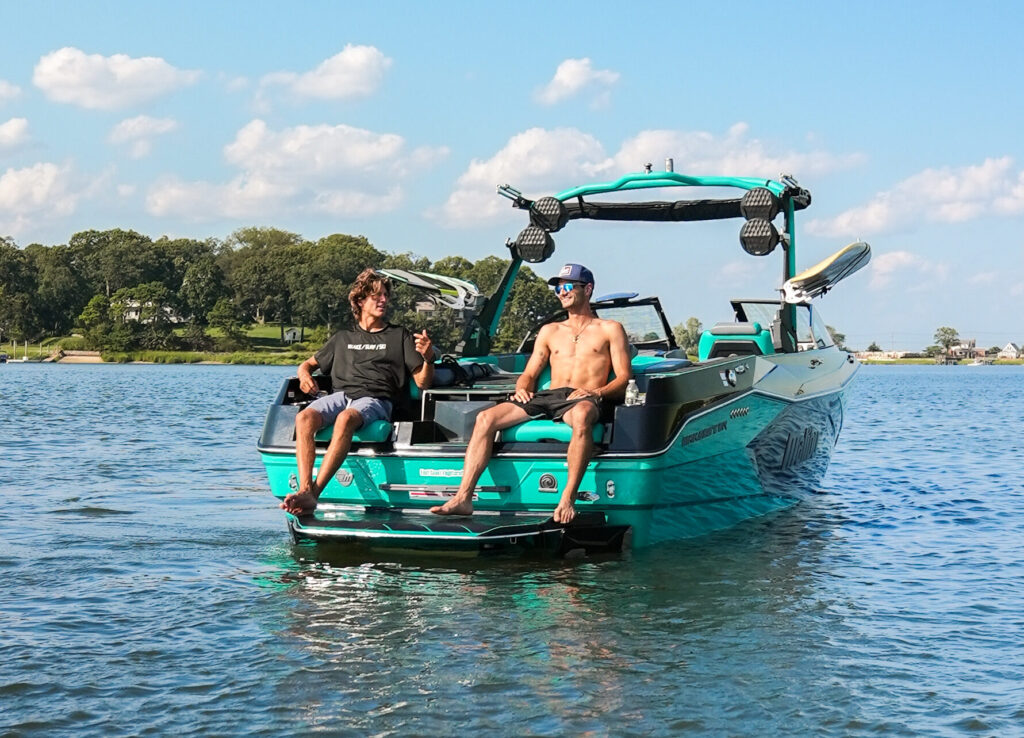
[315, 419, 393, 443]
[500, 420, 606, 443]
[698, 322, 774, 361]
[498, 352, 666, 444]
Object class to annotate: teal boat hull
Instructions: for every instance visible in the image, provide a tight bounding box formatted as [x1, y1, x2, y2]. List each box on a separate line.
[260, 349, 855, 551]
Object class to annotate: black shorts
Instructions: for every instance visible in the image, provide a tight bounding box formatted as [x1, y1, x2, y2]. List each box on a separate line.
[510, 387, 602, 421]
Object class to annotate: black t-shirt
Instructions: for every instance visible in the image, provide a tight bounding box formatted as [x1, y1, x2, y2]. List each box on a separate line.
[314, 324, 423, 402]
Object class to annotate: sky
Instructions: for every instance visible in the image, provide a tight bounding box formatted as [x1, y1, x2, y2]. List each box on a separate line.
[1, 1, 1022, 351]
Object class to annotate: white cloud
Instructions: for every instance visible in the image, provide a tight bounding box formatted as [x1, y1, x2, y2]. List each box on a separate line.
[146, 119, 447, 220]
[440, 123, 861, 226]
[968, 271, 997, 286]
[0, 118, 29, 149]
[868, 250, 948, 290]
[614, 123, 864, 179]
[718, 259, 761, 284]
[0, 162, 78, 236]
[439, 127, 614, 225]
[808, 157, 1024, 238]
[109, 115, 178, 158]
[261, 44, 392, 100]
[0, 80, 21, 105]
[33, 47, 200, 110]
[536, 58, 620, 106]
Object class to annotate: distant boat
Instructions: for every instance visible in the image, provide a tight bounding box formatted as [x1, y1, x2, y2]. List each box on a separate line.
[967, 358, 994, 366]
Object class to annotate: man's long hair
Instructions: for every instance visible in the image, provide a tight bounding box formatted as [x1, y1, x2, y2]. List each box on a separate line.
[349, 268, 391, 320]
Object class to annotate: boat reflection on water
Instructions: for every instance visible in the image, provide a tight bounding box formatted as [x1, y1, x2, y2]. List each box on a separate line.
[256, 498, 858, 732]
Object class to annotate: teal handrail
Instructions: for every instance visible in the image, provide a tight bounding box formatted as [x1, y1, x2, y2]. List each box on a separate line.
[555, 171, 787, 201]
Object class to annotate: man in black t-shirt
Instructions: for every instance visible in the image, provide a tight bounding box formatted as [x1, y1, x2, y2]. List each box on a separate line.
[280, 269, 434, 514]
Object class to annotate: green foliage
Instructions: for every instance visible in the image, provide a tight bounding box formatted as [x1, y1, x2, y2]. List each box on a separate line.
[672, 317, 703, 354]
[933, 326, 959, 351]
[866, 341, 882, 352]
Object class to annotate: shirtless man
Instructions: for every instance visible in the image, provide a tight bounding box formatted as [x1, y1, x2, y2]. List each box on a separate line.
[431, 263, 631, 524]
[281, 268, 434, 515]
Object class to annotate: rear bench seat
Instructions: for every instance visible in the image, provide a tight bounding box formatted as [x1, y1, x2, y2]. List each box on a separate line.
[312, 354, 694, 446]
[497, 355, 691, 444]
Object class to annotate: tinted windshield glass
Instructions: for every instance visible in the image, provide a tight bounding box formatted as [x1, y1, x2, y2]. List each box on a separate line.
[596, 305, 668, 345]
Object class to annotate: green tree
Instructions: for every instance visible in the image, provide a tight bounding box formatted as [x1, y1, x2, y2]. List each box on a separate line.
[25, 243, 91, 336]
[933, 326, 960, 353]
[207, 297, 248, 350]
[493, 265, 559, 352]
[109, 282, 180, 350]
[672, 317, 703, 355]
[867, 341, 882, 352]
[0, 237, 40, 341]
[69, 229, 159, 297]
[77, 294, 113, 349]
[179, 255, 228, 325]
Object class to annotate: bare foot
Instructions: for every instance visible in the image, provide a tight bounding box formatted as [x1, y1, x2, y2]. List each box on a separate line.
[281, 491, 318, 515]
[430, 497, 474, 516]
[552, 500, 577, 524]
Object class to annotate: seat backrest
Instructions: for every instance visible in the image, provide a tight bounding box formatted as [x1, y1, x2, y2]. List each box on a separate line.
[698, 322, 774, 361]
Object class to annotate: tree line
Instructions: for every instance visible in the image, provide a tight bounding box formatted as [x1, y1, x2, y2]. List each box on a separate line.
[0, 227, 559, 354]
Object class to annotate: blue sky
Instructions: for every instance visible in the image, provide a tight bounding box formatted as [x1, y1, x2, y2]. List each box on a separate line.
[1, 1, 1022, 350]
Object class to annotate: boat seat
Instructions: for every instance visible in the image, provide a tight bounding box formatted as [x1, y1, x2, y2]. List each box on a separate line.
[497, 349, 651, 444]
[500, 420, 606, 443]
[314, 418, 394, 444]
[698, 322, 774, 361]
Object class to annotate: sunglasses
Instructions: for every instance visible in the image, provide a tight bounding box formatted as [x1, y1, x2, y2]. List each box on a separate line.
[554, 282, 581, 295]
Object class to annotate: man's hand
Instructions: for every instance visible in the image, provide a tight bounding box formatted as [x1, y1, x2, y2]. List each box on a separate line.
[414, 330, 434, 360]
[299, 376, 319, 396]
[512, 387, 534, 403]
[567, 388, 601, 401]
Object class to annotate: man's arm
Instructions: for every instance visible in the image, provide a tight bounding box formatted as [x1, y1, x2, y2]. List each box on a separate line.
[596, 322, 632, 401]
[297, 356, 320, 395]
[514, 325, 552, 402]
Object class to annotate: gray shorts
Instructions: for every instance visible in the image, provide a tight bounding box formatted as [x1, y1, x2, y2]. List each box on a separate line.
[308, 391, 392, 427]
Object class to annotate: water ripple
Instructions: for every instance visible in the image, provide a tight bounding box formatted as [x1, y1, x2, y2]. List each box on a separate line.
[1, 364, 1023, 736]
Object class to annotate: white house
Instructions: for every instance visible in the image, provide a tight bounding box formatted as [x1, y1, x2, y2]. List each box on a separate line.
[284, 328, 302, 344]
[997, 342, 1021, 359]
[123, 300, 183, 324]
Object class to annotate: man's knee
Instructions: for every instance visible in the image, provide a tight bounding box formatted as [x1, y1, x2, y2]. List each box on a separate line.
[565, 404, 597, 433]
[472, 407, 499, 436]
[334, 408, 364, 432]
[296, 408, 323, 433]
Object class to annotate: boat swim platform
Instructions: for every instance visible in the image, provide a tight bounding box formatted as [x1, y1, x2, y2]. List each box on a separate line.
[286, 507, 629, 553]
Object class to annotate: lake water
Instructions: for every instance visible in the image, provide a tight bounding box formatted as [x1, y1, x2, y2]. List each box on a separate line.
[1, 363, 1022, 736]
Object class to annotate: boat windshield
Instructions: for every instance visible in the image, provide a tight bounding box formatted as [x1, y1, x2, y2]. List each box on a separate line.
[733, 300, 835, 351]
[596, 303, 672, 349]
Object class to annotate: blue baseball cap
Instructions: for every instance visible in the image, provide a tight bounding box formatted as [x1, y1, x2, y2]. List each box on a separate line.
[547, 263, 594, 286]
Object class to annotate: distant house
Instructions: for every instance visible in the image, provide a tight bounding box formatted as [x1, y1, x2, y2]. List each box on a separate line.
[951, 338, 981, 360]
[284, 328, 302, 344]
[998, 342, 1021, 359]
[123, 300, 183, 324]
[414, 299, 436, 315]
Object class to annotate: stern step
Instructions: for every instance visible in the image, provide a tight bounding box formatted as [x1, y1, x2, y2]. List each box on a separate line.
[286, 508, 627, 553]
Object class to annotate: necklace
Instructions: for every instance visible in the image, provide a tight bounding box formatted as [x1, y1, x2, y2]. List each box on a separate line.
[571, 318, 593, 344]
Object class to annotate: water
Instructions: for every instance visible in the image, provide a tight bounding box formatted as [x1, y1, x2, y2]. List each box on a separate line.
[1, 364, 1022, 736]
